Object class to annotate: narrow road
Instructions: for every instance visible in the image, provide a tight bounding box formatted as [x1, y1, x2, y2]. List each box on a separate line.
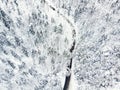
[63, 41, 76, 90]
[44, 1, 77, 90]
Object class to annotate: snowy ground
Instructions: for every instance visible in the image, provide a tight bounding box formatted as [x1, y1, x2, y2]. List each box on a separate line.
[0, 0, 120, 90]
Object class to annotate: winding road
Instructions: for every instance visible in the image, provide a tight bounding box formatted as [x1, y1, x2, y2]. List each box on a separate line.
[43, 0, 77, 90]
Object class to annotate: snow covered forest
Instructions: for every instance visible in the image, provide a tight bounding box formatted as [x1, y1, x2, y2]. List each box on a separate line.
[0, 0, 120, 90]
